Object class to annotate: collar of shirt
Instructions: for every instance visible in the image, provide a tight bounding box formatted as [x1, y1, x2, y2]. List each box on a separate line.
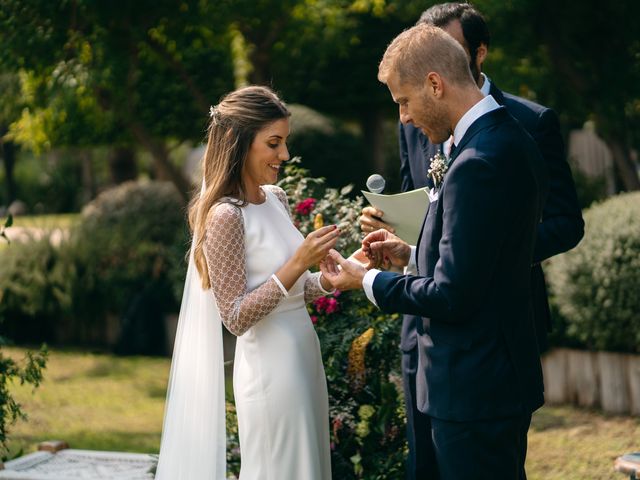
[442, 74, 492, 156]
[479, 73, 492, 96]
[452, 94, 500, 147]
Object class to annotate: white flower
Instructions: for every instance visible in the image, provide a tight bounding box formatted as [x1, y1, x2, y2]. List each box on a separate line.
[427, 152, 448, 188]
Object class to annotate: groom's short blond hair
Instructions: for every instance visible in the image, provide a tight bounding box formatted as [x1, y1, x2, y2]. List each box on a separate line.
[378, 24, 474, 87]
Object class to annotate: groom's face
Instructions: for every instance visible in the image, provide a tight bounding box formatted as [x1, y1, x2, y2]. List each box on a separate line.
[387, 72, 450, 144]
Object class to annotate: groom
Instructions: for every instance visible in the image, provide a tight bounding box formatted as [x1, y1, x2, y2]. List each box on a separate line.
[321, 24, 547, 479]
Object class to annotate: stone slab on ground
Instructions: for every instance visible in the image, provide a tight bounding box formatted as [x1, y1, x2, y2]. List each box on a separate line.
[0, 449, 156, 479]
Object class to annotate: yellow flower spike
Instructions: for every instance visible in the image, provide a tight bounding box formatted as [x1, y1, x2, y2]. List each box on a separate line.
[347, 327, 375, 392]
[313, 213, 324, 230]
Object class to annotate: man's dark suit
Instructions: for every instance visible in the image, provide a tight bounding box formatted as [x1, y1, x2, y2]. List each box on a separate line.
[375, 106, 548, 479]
[397, 82, 584, 479]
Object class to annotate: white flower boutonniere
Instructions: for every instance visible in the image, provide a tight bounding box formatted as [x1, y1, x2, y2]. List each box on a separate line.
[427, 152, 449, 202]
[427, 152, 448, 188]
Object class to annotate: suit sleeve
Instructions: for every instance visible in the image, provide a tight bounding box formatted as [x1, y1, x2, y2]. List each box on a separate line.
[531, 109, 584, 263]
[398, 122, 415, 192]
[372, 156, 509, 322]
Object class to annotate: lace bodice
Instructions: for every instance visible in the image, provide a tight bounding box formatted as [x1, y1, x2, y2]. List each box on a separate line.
[203, 185, 330, 336]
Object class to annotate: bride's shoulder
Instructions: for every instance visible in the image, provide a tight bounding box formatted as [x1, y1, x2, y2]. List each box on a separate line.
[206, 199, 243, 227]
[262, 185, 289, 208]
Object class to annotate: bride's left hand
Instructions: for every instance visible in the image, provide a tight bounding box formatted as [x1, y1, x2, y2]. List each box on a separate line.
[319, 249, 368, 291]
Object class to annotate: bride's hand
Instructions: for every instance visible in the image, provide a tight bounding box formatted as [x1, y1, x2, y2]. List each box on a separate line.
[319, 249, 367, 291]
[294, 225, 341, 269]
[348, 248, 376, 270]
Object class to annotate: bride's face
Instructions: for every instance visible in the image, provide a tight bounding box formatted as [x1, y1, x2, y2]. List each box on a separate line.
[243, 118, 290, 192]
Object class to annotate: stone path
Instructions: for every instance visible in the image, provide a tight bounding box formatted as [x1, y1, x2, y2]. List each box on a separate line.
[0, 448, 156, 480]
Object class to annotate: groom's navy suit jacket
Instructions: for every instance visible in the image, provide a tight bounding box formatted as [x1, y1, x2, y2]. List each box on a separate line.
[398, 82, 584, 355]
[374, 107, 548, 420]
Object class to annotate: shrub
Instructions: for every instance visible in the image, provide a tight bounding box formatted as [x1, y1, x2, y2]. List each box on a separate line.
[68, 181, 189, 354]
[0, 234, 71, 344]
[0, 182, 188, 352]
[546, 192, 640, 352]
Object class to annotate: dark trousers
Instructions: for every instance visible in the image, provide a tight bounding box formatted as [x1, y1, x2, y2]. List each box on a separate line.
[402, 350, 438, 479]
[402, 350, 532, 480]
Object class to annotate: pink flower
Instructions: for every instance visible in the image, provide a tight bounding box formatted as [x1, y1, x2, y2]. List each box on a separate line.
[313, 296, 339, 315]
[310, 315, 318, 325]
[313, 296, 328, 313]
[333, 290, 342, 297]
[294, 198, 317, 215]
[325, 297, 339, 314]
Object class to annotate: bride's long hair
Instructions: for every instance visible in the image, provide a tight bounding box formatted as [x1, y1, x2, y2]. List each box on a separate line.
[188, 86, 290, 289]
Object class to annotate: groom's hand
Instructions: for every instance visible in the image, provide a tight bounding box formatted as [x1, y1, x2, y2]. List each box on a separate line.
[359, 206, 395, 235]
[319, 249, 368, 291]
[362, 229, 411, 269]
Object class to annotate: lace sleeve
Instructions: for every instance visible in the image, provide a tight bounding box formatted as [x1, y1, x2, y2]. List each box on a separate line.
[304, 271, 334, 303]
[264, 185, 291, 218]
[203, 202, 285, 336]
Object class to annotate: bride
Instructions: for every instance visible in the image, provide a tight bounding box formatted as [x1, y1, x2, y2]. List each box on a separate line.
[155, 86, 337, 479]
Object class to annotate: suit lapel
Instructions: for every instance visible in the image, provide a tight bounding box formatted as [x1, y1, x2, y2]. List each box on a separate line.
[415, 107, 510, 271]
[448, 107, 509, 165]
[489, 81, 506, 106]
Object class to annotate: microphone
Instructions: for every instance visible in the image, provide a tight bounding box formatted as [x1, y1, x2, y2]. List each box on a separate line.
[366, 174, 386, 194]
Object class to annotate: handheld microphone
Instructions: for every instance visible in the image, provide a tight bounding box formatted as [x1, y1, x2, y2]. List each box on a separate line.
[366, 174, 386, 194]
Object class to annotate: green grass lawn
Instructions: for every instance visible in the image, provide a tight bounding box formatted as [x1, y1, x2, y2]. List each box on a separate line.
[3, 346, 639, 479]
[12, 213, 80, 230]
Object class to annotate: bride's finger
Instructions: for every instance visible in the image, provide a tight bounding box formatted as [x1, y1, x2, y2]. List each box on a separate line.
[311, 225, 338, 239]
[317, 230, 341, 248]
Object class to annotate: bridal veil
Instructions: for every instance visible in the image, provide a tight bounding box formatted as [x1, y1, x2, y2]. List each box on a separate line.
[155, 194, 226, 478]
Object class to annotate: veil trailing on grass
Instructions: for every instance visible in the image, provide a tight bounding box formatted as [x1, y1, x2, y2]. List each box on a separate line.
[155, 184, 226, 479]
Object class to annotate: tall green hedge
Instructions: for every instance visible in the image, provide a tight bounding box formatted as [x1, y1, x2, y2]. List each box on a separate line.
[546, 192, 640, 352]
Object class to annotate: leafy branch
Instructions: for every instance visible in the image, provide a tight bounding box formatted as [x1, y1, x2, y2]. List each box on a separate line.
[1, 215, 13, 244]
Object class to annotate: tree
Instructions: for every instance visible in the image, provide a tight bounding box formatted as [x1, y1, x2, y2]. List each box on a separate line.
[270, 1, 426, 174]
[477, 0, 640, 190]
[0, 0, 235, 201]
[0, 73, 22, 206]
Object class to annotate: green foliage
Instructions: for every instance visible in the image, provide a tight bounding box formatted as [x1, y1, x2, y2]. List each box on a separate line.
[546, 192, 640, 352]
[0, 347, 47, 455]
[0, 215, 48, 456]
[10, 150, 85, 214]
[68, 181, 188, 353]
[287, 105, 368, 190]
[277, 162, 406, 479]
[0, 0, 234, 145]
[571, 168, 609, 210]
[0, 235, 70, 344]
[0, 181, 188, 352]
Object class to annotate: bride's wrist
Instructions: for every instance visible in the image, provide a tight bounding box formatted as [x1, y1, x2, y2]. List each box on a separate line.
[288, 254, 308, 276]
[319, 273, 334, 292]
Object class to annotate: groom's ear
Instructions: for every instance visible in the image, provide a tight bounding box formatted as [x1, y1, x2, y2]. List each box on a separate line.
[425, 72, 443, 98]
[476, 43, 488, 67]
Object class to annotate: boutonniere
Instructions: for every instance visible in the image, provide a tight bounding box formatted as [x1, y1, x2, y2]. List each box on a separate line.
[427, 152, 449, 202]
[427, 152, 449, 187]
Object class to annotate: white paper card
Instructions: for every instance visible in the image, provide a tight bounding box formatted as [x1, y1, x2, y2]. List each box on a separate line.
[362, 187, 430, 245]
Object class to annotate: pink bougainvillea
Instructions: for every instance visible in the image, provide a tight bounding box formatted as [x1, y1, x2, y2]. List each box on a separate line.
[294, 198, 317, 215]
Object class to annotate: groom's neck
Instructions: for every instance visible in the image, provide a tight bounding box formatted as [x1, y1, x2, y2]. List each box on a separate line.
[447, 85, 485, 135]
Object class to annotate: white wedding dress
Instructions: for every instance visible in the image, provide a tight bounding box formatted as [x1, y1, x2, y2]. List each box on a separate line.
[202, 185, 332, 480]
